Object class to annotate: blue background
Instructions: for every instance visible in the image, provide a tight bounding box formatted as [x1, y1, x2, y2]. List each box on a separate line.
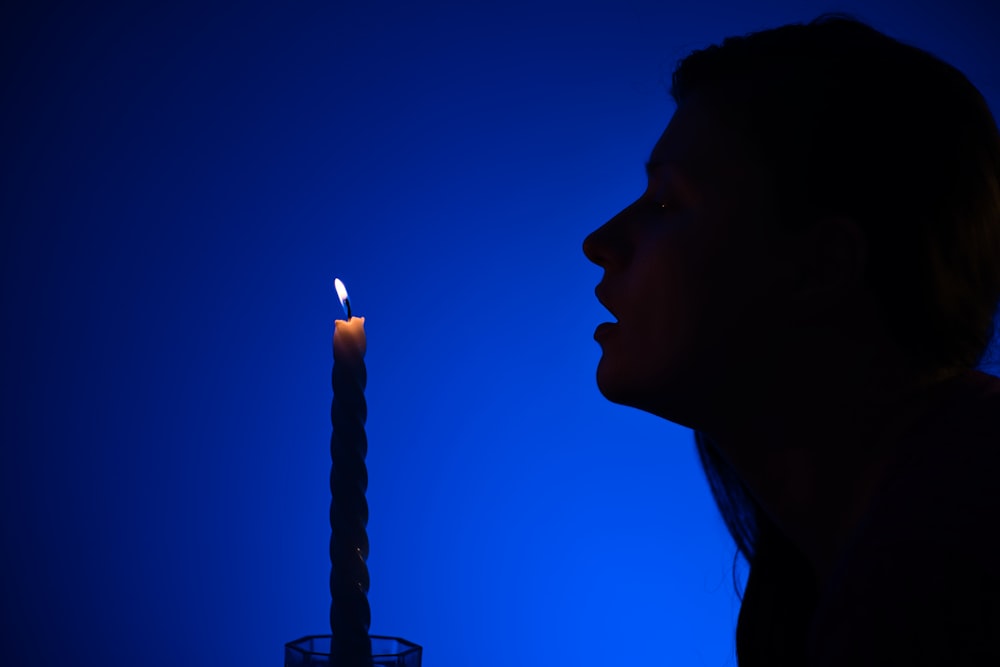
[3, 1, 998, 666]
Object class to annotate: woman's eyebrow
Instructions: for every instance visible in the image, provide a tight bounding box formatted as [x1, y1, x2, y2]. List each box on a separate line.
[645, 158, 691, 181]
[646, 159, 700, 191]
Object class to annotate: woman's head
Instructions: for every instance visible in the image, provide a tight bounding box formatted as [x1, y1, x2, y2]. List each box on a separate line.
[584, 15, 1000, 665]
[585, 14, 1000, 423]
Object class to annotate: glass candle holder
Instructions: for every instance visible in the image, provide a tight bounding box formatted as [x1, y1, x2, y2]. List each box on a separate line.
[284, 635, 422, 667]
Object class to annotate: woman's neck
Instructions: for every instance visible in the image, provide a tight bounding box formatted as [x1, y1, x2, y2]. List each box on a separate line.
[690, 331, 953, 588]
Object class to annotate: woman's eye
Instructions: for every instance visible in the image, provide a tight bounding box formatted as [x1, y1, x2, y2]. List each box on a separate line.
[654, 198, 680, 213]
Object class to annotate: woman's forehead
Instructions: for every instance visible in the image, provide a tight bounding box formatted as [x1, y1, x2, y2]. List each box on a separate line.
[650, 96, 769, 199]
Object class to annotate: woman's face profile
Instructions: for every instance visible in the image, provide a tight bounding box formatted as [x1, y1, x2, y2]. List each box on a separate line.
[584, 94, 793, 424]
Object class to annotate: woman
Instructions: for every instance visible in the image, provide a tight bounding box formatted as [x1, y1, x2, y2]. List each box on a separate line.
[583, 15, 1000, 666]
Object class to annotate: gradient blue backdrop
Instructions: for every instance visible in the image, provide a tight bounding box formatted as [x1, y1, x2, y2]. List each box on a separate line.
[3, 1, 999, 666]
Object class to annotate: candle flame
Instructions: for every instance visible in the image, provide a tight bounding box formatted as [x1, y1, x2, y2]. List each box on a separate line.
[334, 277, 349, 304]
[334, 277, 351, 319]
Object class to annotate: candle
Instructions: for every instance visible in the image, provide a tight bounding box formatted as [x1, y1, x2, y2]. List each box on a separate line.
[330, 278, 373, 666]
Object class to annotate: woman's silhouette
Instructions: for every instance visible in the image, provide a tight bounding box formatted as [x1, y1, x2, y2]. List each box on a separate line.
[584, 15, 1000, 666]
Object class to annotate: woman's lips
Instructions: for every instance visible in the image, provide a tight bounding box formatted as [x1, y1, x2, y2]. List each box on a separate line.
[593, 284, 619, 341]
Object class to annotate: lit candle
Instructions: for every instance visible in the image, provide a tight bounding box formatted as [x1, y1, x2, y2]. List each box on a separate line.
[330, 277, 373, 667]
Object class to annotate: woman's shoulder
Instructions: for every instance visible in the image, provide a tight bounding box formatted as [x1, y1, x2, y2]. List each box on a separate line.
[877, 369, 1000, 533]
[807, 541, 1000, 665]
[903, 367, 1000, 441]
[855, 368, 1000, 567]
[806, 369, 1000, 665]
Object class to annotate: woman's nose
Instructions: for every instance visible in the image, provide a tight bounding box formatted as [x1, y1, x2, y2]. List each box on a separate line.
[583, 210, 627, 269]
[582, 224, 607, 266]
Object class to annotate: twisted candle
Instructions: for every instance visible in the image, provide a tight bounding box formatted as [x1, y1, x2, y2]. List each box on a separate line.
[330, 278, 373, 667]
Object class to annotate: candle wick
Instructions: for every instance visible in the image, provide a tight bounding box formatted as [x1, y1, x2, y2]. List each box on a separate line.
[343, 297, 352, 320]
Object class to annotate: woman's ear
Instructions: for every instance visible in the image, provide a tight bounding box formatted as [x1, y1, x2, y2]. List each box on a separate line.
[785, 216, 868, 326]
[785, 215, 869, 314]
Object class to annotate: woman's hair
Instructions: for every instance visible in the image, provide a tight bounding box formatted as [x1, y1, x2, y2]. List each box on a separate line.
[671, 14, 1000, 666]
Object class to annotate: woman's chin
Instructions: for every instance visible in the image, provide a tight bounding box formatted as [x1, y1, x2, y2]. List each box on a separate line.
[595, 359, 652, 408]
[595, 354, 703, 424]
